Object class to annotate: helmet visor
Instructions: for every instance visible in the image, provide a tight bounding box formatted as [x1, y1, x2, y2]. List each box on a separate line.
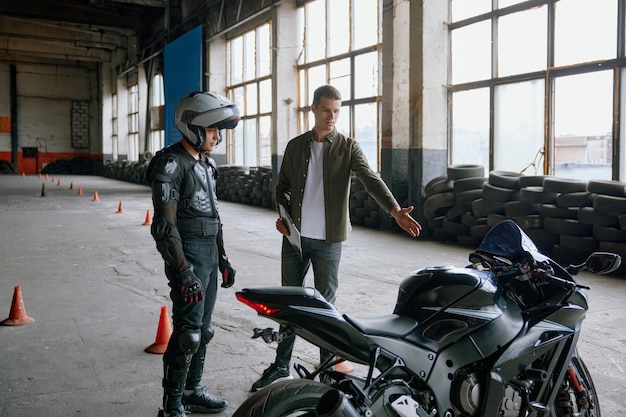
[188, 106, 240, 130]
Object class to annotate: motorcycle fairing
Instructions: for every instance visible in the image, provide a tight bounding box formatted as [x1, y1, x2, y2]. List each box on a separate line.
[237, 286, 378, 365]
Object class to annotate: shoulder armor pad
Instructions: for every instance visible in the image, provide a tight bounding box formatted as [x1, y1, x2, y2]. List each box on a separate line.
[146, 152, 180, 183]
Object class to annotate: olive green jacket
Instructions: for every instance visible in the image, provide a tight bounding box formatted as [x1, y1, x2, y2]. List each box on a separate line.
[276, 128, 399, 243]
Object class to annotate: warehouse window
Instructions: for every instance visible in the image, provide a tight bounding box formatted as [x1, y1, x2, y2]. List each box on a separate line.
[226, 22, 272, 167]
[449, 0, 624, 180]
[128, 84, 139, 161]
[112, 93, 118, 160]
[150, 74, 165, 155]
[296, 0, 382, 170]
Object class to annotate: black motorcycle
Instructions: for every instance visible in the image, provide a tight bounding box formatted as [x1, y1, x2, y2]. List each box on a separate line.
[233, 220, 620, 417]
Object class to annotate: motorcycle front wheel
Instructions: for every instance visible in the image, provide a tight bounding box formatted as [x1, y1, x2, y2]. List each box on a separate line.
[556, 356, 600, 417]
[233, 379, 333, 417]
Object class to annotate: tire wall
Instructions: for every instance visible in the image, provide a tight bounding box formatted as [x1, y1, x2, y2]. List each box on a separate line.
[424, 165, 626, 274]
[99, 161, 626, 275]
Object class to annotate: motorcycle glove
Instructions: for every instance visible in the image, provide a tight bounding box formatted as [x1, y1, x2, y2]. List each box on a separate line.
[219, 254, 236, 288]
[178, 268, 205, 303]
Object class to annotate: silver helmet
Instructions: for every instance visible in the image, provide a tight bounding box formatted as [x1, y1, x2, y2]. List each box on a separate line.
[175, 91, 240, 150]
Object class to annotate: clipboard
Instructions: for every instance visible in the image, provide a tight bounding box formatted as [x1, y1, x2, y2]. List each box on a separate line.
[279, 204, 302, 259]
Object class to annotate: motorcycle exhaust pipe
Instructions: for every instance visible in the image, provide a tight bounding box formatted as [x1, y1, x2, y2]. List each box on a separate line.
[316, 389, 362, 417]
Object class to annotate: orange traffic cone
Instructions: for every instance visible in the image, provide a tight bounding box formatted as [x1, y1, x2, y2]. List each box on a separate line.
[92, 191, 100, 202]
[57, 179, 61, 186]
[51, 176, 55, 183]
[69, 182, 74, 190]
[21, 172, 25, 177]
[1, 286, 35, 326]
[45, 173, 49, 180]
[143, 209, 152, 226]
[38, 173, 42, 179]
[116, 201, 124, 213]
[145, 306, 172, 354]
[77, 186, 83, 196]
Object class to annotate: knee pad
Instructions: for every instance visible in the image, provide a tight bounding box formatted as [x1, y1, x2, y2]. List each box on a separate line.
[201, 325, 214, 345]
[178, 327, 201, 355]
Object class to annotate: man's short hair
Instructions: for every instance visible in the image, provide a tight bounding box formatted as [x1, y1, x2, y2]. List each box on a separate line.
[312, 85, 342, 106]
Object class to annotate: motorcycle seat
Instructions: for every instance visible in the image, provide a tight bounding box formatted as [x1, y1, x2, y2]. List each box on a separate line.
[240, 286, 318, 297]
[344, 314, 418, 338]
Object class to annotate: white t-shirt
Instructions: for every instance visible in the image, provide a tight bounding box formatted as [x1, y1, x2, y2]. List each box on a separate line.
[301, 141, 326, 240]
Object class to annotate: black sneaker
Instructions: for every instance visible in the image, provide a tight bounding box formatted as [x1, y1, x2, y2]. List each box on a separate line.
[158, 406, 189, 417]
[251, 363, 293, 392]
[182, 386, 228, 414]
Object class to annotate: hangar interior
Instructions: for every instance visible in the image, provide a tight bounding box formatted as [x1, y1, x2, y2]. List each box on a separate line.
[2, 0, 626, 269]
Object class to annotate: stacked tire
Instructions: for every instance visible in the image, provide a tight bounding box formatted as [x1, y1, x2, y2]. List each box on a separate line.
[102, 160, 146, 183]
[43, 157, 101, 176]
[423, 164, 486, 245]
[588, 180, 626, 275]
[421, 168, 626, 276]
[0, 160, 15, 174]
[216, 166, 273, 208]
[542, 178, 594, 264]
[349, 176, 382, 228]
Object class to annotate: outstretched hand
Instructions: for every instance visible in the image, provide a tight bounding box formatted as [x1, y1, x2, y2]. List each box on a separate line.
[391, 206, 422, 237]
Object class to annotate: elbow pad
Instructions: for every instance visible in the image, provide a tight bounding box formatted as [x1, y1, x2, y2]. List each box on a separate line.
[151, 218, 184, 267]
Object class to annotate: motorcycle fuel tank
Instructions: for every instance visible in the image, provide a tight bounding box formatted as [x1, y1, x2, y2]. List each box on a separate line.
[394, 266, 509, 349]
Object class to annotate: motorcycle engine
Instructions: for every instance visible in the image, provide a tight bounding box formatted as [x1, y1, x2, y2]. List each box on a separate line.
[367, 383, 433, 417]
[453, 372, 524, 417]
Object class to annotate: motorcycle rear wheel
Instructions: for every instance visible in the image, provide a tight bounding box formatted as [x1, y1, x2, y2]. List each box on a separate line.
[232, 379, 333, 417]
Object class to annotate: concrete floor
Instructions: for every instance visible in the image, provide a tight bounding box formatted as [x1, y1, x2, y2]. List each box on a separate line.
[0, 174, 624, 417]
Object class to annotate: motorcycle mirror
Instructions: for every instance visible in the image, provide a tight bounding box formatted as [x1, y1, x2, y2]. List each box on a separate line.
[584, 252, 621, 274]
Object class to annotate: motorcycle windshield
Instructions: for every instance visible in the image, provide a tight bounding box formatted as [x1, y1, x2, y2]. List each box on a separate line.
[475, 219, 539, 262]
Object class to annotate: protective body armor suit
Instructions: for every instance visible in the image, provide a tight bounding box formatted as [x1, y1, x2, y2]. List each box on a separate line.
[147, 91, 238, 417]
[146, 141, 222, 415]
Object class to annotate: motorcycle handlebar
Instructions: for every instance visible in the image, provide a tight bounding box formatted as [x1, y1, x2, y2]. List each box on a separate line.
[490, 262, 578, 290]
[539, 271, 586, 290]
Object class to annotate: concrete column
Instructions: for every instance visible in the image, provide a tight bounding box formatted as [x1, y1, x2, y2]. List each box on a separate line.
[116, 76, 129, 161]
[137, 64, 148, 159]
[101, 62, 113, 163]
[381, 0, 411, 210]
[381, 0, 449, 227]
[207, 35, 228, 165]
[271, 1, 299, 196]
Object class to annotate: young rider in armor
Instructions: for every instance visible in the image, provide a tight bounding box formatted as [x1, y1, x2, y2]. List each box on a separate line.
[146, 91, 240, 417]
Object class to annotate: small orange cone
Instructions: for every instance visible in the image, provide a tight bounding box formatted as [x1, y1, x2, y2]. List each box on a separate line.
[51, 176, 55, 183]
[92, 191, 100, 202]
[1, 286, 35, 326]
[38, 173, 42, 179]
[143, 209, 152, 226]
[21, 172, 25, 177]
[145, 306, 172, 354]
[116, 201, 124, 213]
[77, 186, 83, 196]
[57, 179, 61, 186]
[45, 173, 49, 180]
[69, 182, 74, 190]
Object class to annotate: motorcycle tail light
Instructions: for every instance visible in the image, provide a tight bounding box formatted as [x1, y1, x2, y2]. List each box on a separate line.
[236, 292, 281, 315]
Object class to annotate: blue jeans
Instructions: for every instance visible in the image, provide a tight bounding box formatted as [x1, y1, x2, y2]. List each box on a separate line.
[275, 236, 342, 367]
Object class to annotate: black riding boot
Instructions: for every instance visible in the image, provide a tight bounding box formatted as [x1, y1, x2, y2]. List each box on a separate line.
[162, 351, 192, 416]
[182, 343, 228, 413]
